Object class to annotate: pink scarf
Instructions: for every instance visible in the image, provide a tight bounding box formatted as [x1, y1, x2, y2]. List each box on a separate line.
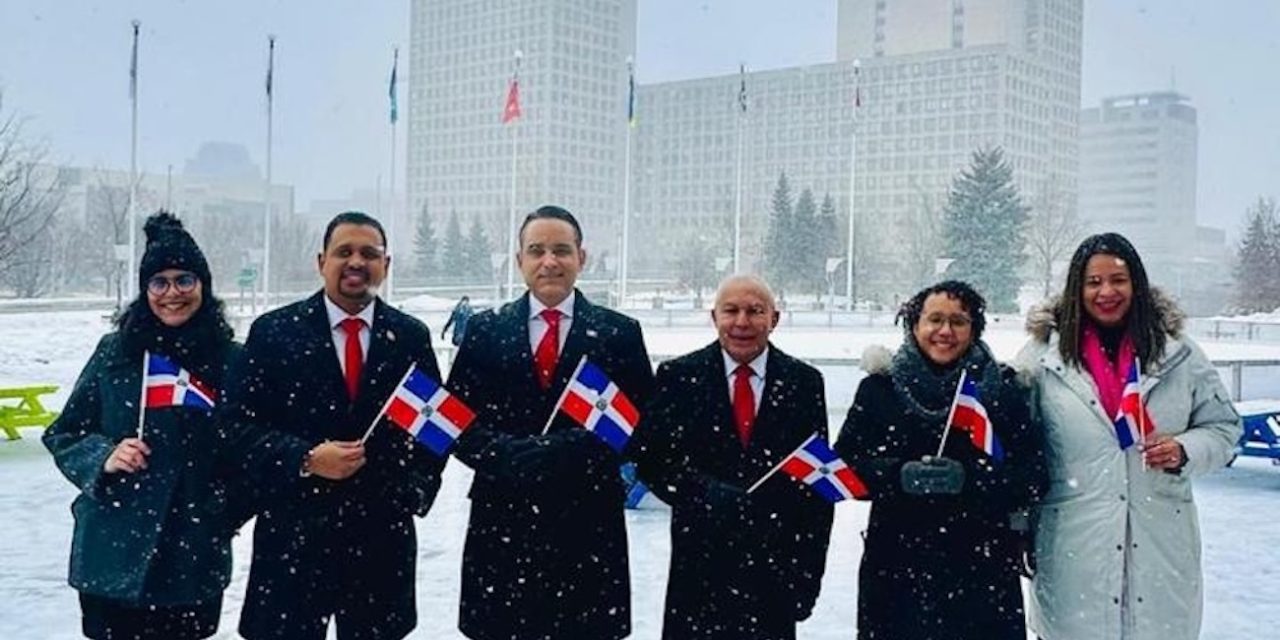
[1079, 322, 1135, 420]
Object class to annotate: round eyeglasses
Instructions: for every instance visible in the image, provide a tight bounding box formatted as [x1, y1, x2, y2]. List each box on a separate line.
[146, 273, 199, 295]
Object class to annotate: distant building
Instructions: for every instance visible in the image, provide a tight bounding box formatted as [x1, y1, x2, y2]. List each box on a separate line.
[407, 0, 638, 275]
[633, 0, 1083, 299]
[1079, 91, 1229, 313]
[183, 141, 262, 182]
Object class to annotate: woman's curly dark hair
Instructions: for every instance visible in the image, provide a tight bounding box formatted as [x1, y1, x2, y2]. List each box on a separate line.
[896, 279, 988, 341]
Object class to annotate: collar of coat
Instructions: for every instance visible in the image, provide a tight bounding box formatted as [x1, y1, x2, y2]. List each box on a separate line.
[1023, 286, 1185, 343]
[1018, 287, 1192, 382]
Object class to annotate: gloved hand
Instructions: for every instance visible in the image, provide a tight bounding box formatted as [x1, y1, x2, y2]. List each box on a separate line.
[505, 429, 603, 488]
[900, 455, 965, 495]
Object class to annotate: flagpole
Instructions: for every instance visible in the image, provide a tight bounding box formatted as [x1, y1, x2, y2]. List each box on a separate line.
[748, 433, 818, 494]
[262, 35, 275, 312]
[619, 57, 634, 309]
[934, 369, 968, 458]
[732, 63, 746, 274]
[844, 58, 861, 310]
[541, 355, 587, 435]
[505, 50, 523, 300]
[1136, 356, 1148, 470]
[360, 364, 417, 444]
[136, 350, 149, 440]
[386, 47, 399, 303]
[127, 20, 140, 303]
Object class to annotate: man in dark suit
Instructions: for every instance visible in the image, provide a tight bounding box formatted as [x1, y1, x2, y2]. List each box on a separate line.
[446, 205, 655, 640]
[221, 211, 445, 640]
[631, 274, 834, 640]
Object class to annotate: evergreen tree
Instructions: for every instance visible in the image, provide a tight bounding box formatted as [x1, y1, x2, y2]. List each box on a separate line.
[413, 203, 437, 282]
[763, 172, 794, 295]
[791, 188, 821, 294]
[465, 217, 494, 283]
[442, 210, 467, 283]
[940, 147, 1029, 312]
[1235, 197, 1280, 312]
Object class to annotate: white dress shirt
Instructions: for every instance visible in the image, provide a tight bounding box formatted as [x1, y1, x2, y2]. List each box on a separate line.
[722, 347, 767, 413]
[324, 295, 375, 372]
[528, 291, 576, 354]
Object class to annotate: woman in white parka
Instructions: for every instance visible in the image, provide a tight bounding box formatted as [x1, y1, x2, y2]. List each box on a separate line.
[1017, 233, 1240, 640]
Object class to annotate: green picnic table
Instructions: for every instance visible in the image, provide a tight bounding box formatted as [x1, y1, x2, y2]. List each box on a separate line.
[0, 385, 60, 440]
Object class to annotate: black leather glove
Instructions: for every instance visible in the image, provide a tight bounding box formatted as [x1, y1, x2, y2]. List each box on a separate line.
[505, 429, 603, 487]
[900, 456, 965, 495]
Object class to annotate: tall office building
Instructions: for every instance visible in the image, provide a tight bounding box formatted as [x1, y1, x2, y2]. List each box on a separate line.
[1080, 92, 1227, 312]
[407, 0, 637, 277]
[634, 0, 1083, 298]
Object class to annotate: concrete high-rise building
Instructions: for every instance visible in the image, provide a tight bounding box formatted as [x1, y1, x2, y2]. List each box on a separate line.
[407, 0, 637, 278]
[1079, 91, 1228, 313]
[634, 0, 1082, 299]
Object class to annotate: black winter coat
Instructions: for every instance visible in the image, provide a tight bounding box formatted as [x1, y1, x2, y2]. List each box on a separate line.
[834, 344, 1047, 640]
[446, 291, 655, 640]
[43, 333, 240, 606]
[632, 342, 834, 640]
[221, 292, 446, 640]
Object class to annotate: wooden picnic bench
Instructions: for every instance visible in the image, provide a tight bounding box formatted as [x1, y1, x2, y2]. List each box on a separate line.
[0, 385, 60, 440]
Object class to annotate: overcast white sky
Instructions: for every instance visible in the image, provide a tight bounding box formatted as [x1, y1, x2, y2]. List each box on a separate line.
[1, 0, 1275, 233]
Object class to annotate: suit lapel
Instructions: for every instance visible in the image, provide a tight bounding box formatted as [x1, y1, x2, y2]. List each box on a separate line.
[746, 346, 800, 465]
[702, 344, 744, 452]
[553, 291, 594, 387]
[504, 294, 540, 392]
[357, 298, 405, 414]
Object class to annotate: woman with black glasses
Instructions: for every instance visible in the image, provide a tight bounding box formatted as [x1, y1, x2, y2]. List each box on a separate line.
[44, 212, 240, 639]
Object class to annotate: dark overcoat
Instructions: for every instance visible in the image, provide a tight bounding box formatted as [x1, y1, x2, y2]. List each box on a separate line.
[632, 342, 834, 640]
[43, 333, 240, 606]
[446, 291, 655, 640]
[221, 292, 445, 640]
[833, 348, 1047, 640]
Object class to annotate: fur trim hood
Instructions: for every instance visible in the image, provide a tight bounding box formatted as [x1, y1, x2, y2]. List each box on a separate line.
[1024, 286, 1185, 343]
[861, 344, 894, 375]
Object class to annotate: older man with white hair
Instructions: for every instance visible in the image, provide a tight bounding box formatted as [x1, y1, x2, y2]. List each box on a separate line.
[630, 274, 834, 640]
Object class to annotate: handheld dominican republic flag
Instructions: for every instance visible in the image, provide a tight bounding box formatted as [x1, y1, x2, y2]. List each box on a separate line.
[384, 366, 476, 456]
[1113, 357, 1155, 450]
[777, 434, 869, 502]
[144, 351, 216, 412]
[952, 376, 1004, 462]
[559, 359, 640, 453]
[502, 76, 521, 124]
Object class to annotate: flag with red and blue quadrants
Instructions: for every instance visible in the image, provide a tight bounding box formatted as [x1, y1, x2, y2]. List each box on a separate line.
[385, 366, 476, 456]
[560, 360, 640, 453]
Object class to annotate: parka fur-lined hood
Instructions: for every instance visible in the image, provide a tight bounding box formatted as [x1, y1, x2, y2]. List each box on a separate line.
[861, 344, 894, 375]
[1023, 286, 1185, 343]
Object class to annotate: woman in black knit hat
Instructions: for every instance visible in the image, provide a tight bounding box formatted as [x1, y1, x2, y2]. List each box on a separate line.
[43, 212, 241, 639]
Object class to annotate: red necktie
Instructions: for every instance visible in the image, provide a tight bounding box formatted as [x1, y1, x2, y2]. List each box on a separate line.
[341, 317, 365, 401]
[733, 364, 755, 448]
[534, 309, 562, 390]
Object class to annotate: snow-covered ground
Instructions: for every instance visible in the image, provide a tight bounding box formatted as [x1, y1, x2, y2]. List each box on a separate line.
[2, 307, 1279, 639]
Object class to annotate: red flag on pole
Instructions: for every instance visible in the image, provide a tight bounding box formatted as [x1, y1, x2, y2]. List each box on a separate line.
[502, 78, 521, 124]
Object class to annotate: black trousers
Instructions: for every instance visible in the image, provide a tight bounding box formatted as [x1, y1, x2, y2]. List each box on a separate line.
[79, 592, 221, 640]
